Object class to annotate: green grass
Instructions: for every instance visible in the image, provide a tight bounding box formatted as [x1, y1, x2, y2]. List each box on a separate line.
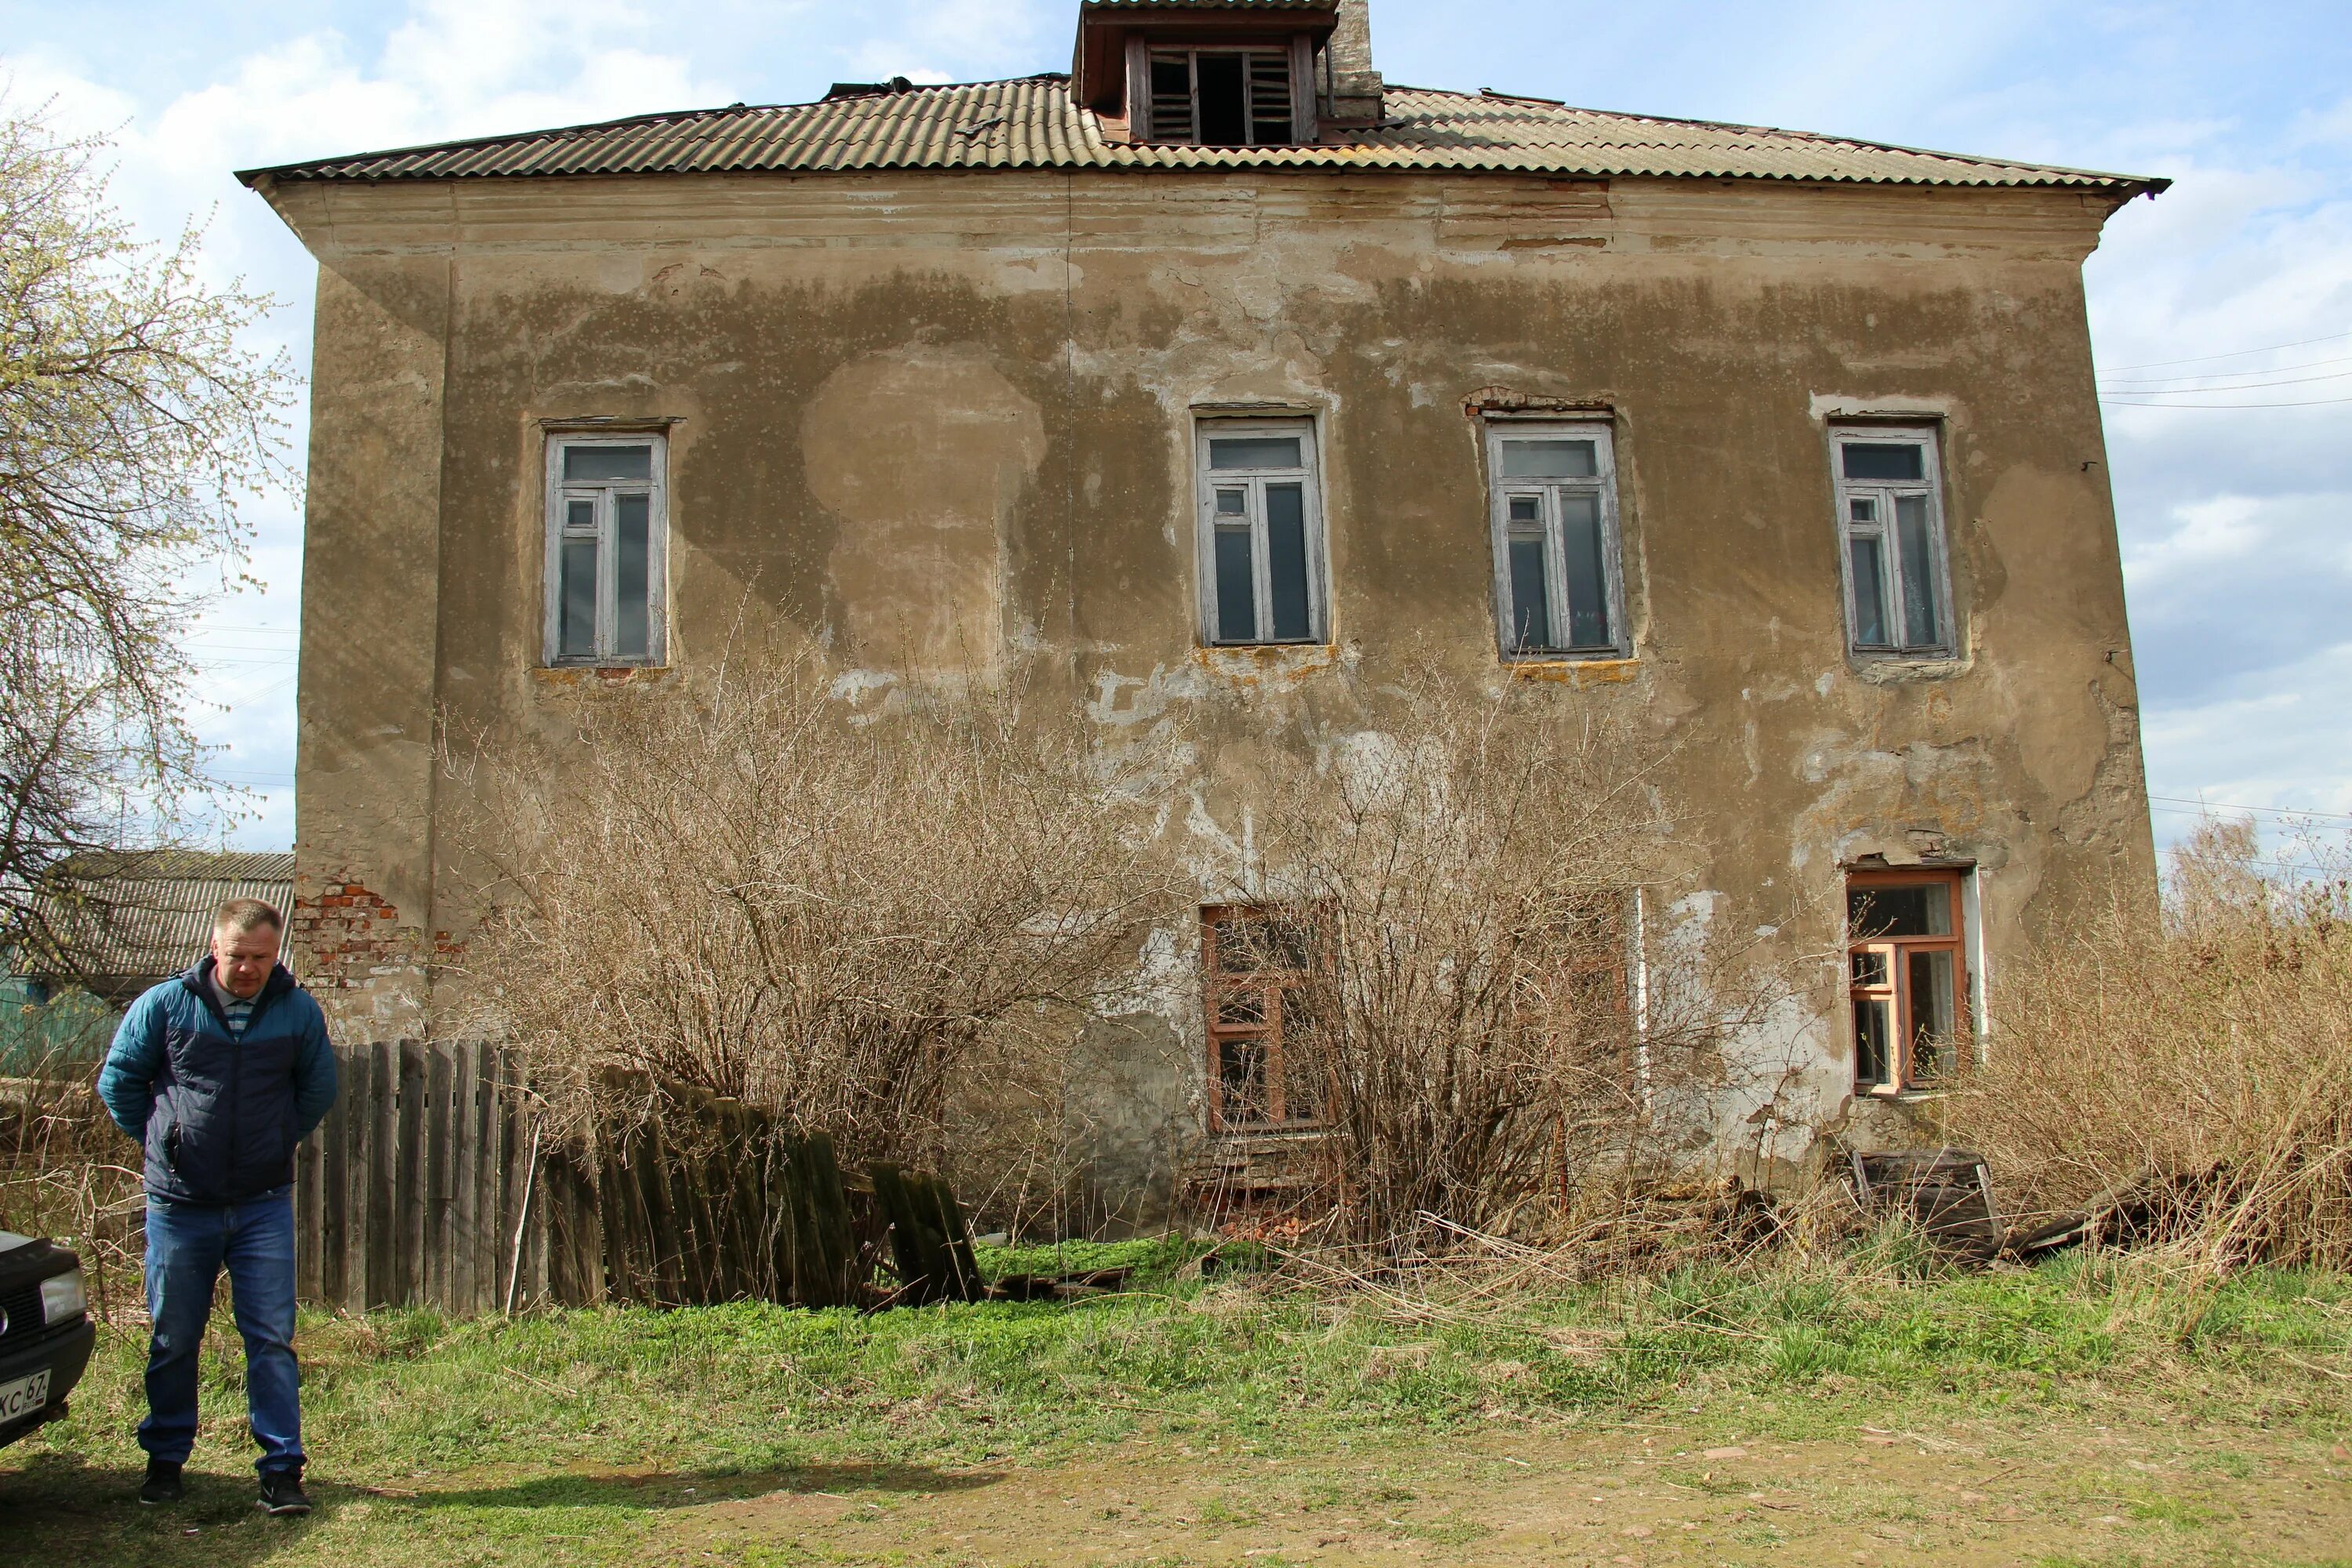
[25, 1247, 2348, 1482]
[6, 1249, 2348, 1566]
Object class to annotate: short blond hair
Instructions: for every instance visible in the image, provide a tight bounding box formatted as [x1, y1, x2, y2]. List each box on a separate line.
[214, 898, 284, 937]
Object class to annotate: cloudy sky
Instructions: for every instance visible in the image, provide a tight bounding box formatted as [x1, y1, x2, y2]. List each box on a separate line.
[5, 0, 2347, 858]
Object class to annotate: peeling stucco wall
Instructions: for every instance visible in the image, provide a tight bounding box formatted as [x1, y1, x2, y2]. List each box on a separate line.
[263, 167, 2156, 1218]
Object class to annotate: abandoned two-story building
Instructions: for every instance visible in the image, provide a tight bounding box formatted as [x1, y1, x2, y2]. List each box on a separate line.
[241, 0, 2164, 1213]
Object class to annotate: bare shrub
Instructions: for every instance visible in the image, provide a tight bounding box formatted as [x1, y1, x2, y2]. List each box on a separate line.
[0, 1076, 143, 1320]
[1236, 677, 1789, 1247]
[442, 652, 1181, 1208]
[1941, 817, 2352, 1272]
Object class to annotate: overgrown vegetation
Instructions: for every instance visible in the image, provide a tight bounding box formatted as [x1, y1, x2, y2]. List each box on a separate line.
[1945, 818, 2352, 1272]
[442, 651, 1182, 1214]
[0, 1076, 142, 1316]
[1240, 681, 1788, 1243]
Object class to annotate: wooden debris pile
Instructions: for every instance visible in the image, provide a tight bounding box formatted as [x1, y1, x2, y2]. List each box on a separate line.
[1844, 1148, 2005, 1265]
[1557, 1175, 1783, 1273]
[2005, 1160, 2252, 1261]
[1842, 1146, 2270, 1268]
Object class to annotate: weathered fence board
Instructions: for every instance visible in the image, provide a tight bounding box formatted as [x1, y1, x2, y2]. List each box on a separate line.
[870, 1163, 982, 1305]
[291, 1044, 951, 1316]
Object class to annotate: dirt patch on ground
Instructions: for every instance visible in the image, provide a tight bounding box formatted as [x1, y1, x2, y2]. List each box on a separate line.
[7, 1412, 2347, 1566]
[655, 1417, 2352, 1566]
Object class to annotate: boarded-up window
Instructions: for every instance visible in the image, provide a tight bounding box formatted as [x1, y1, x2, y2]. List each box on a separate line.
[1848, 867, 1969, 1093]
[1202, 905, 1326, 1133]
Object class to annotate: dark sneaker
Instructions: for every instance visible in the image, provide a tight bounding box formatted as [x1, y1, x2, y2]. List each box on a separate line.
[256, 1470, 313, 1516]
[140, 1458, 185, 1505]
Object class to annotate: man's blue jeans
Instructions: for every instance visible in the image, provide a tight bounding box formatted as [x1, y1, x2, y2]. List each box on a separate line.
[140, 1189, 304, 1475]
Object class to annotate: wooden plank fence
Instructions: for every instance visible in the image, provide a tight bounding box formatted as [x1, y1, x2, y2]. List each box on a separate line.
[292, 1043, 953, 1315]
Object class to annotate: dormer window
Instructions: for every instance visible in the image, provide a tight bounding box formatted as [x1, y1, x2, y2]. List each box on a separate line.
[1073, 3, 1334, 147]
[1145, 47, 1298, 146]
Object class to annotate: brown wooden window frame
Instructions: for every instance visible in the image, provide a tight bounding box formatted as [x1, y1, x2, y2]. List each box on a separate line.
[1201, 903, 1328, 1134]
[1847, 866, 1972, 1096]
[1137, 39, 1315, 147]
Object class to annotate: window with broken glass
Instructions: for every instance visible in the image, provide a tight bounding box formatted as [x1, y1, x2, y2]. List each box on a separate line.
[1848, 868, 1970, 1094]
[1831, 425, 1953, 659]
[1145, 46, 1300, 146]
[1486, 420, 1628, 659]
[1202, 905, 1327, 1133]
[545, 433, 666, 666]
[1196, 420, 1327, 646]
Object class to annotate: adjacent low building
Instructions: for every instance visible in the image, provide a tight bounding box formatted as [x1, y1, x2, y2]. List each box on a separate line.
[4, 851, 296, 1073]
[241, 0, 2164, 1218]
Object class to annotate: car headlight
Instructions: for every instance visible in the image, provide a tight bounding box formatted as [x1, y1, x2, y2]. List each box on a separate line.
[41, 1269, 86, 1325]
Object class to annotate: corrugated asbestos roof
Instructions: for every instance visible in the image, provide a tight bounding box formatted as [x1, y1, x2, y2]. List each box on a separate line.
[18, 851, 296, 996]
[238, 77, 2162, 194]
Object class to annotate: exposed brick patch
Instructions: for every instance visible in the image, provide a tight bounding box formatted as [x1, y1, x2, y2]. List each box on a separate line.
[292, 880, 410, 993]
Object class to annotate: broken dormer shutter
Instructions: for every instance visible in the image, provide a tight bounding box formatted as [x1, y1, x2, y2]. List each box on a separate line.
[1138, 44, 1307, 147]
[1149, 54, 1196, 143]
[1290, 34, 1318, 143]
[1247, 53, 1293, 144]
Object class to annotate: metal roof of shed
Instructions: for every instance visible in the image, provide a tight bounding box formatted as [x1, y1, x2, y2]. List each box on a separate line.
[238, 77, 2164, 196]
[17, 851, 296, 999]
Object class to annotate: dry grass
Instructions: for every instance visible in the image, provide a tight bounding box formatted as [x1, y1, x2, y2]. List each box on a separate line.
[0, 1076, 143, 1317]
[1236, 675, 1797, 1247]
[443, 655, 1805, 1247]
[1941, 817, 2352, 1273]
[440, 648, 1184, 1222]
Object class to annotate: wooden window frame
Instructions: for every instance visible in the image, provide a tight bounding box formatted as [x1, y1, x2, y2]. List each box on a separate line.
[1138, 42, 1311, 146]
[1194, 418, 1330, 647]
[543, 431, 669, 668]
[1483, 418, 1630, 660]
[1847, 866, 1972, 1095]
[1201, 904, 1328, 1134]
[1829, 423, 1955, 660]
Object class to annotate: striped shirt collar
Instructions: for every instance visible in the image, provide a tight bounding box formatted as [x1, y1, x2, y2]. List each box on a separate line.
[207, 972, 261, 1036]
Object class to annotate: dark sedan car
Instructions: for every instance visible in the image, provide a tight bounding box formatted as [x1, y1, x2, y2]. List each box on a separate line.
[0, 1231, 95, 1448]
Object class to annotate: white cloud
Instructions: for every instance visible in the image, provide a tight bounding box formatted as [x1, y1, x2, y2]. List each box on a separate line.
[147, 7, 724, 178]
[840, 0, 1057, 87]
[4, 2, 731, 850]
[2123, 495, 2267, 587]
[2141, 639, 2352, 821]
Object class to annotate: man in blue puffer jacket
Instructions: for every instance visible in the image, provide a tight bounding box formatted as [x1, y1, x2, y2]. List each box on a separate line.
[98, 896, 336, 1515]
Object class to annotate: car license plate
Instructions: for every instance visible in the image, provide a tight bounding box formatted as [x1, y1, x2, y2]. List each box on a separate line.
[0, 1369, 50, 1422]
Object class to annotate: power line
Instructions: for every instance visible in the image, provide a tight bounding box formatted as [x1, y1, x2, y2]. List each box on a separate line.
[2149, 796, 2352, 823]
[2100, 352, 2352, 388]
[2101, 366, 2352, 394]
[2097, 368, 2352, 395]
[2100, 328, 2352, 373]
[2103, 393, 2352, 409]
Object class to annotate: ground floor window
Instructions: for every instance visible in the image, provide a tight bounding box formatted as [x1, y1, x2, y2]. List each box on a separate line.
[1201, 905, 1326, 1132]
[1848, 867, 1970, 1094]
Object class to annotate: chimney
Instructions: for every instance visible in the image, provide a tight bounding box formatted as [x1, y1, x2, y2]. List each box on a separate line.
[1326, 0, 1385, 127]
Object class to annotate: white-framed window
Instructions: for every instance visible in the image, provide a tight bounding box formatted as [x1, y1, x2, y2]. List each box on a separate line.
[1485, 420, 1628, 659]
[1195, 419, 1328, 647]
[1831, 424, 1953, 658]
[544, 432, 667, 666]
[1144, 45, 1304, 146]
